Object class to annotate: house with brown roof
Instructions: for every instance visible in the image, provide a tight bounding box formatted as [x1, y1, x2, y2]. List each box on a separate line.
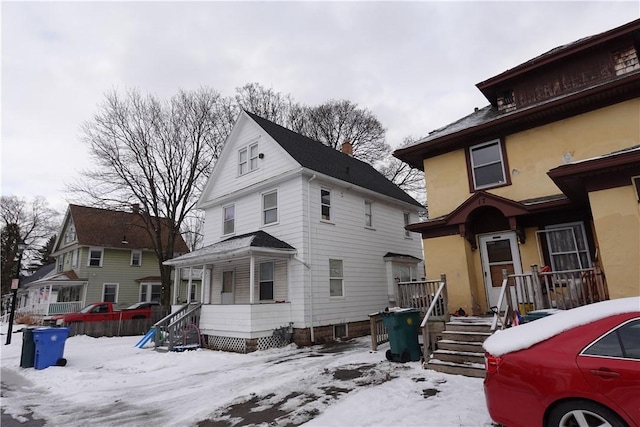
[20, 204, 189, 318]
[394, 19, 640, 317]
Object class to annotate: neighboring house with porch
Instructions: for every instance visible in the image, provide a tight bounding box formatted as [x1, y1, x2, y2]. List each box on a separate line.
[20, 204, 189, 319]
[394, 19, 640, 317]
[164, 111, 425, 352]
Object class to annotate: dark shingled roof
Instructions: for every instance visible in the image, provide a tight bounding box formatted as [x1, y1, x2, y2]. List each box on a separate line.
[246, 111, 423, 208]
[68, 205, 189, 252]
[223, 230, 294, 250]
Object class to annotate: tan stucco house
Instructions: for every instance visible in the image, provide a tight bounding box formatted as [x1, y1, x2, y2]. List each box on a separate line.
[395, 19, 640, 315]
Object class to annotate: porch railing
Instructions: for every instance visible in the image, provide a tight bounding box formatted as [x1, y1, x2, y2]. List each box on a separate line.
[16, 301, 84, 318]
[153, 302, 202, 351]
[369, 275, 448, 356]
[491, 265, 608, 331]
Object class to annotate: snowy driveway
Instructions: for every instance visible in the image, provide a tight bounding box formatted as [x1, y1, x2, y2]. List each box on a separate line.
[1, 330, 493, 427]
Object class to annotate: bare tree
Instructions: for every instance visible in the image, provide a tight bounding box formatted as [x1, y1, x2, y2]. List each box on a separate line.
[303, 100, 389, 165]
[1, 196, 59, 295]
[68, 88, 226, 305]
[379, 136, 427, 211]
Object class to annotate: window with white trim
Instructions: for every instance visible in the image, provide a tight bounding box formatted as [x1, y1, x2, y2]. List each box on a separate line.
[103, 283, 118, 303]
[321, 188, 331, 221]
[329, 259, 344, 297]
[140, 283, 162, 302]
[259, 261, 274, 301]
[223, 204, 235, 235]
[545, 222, 591, 271]
[364, 200, 372, 227]
[238, 142, 259, 175]
[64, 224, 76, 244]
[88, 248, 103, 267]
[57, 255, 64, 272]
[469, 139, 507, 189]
[71, 249, 78, 269]
[131, 250, 142, 266]
[262, 190, 278, 225]
[403, 212, 411, 238]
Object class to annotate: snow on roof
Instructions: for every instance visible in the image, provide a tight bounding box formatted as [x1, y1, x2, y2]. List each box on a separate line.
[483, 297, 640, 357]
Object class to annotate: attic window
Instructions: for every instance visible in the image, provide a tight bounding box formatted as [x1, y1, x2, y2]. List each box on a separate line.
[497, 90, 516, 112]
[238, 142, 259, 176]
[64, 224, 76, 244]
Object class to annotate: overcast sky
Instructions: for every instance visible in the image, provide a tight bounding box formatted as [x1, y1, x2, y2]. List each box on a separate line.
[2, 1, 638, 213]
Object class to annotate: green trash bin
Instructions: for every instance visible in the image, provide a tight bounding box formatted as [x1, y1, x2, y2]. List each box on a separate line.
[20, 327, 36, 368]
[381, 308, 421, 362]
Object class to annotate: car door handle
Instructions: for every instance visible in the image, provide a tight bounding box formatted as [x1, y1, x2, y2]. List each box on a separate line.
[590, 368, 620, 379]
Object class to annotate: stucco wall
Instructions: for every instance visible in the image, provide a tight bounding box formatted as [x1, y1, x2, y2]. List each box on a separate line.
[588, 186, 640, 298]
[424, 99, 640, 218]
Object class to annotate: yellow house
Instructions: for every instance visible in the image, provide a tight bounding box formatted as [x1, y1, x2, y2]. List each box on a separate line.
[395, 19, 640, 315]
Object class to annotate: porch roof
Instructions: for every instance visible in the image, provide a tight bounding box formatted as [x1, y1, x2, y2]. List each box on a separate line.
[164, 231, 297, 267]
[26, 270, 88, 288]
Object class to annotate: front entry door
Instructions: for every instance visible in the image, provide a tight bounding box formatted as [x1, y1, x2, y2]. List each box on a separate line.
[221, 270, 235, 305]
[479, 232, 522, 309]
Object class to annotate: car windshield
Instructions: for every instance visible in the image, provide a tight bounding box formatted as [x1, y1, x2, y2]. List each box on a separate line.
[79, 304, 97, 314]
[125, 303, 144, 310]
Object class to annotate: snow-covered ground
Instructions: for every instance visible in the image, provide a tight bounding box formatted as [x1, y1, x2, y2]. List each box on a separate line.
[1, 324, 494, 427]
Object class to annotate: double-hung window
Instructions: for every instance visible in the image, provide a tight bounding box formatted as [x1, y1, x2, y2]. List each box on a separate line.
[71, 249, 78, 269]
[545, 222, 591, 271]
[469, 139, 508, 190]
[103, 283, 118, 303]
[364, 200, 372, 227]
[329, 259, 344, 297]
[88, 247, 103, 267]
[262, 190, 278, 225]
[403, 212, 411, 238]
[223, 205, 235, 235]
[238, 142, 259, 176]
[131, 250, 142, 266]
[259, 262, 274, 301]
[321, 188, 331, 221]
[140, 283, 162, 302]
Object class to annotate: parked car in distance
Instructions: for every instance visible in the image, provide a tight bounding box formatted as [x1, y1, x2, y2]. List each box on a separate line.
[483, 297, 640, 427]
[50, 302, 155, 326]
[125, 301, 160, 310]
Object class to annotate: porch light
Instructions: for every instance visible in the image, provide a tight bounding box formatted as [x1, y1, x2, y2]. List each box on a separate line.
[5, 240, 27, 345]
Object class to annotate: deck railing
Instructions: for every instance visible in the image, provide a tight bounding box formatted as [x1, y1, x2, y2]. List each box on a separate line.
[491, 265, 608, 331]
[369, 275, 448, 356]
[154, 302, 202, 351]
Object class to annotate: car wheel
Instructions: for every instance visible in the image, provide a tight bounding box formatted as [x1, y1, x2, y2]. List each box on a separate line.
[547, 400, 626, 427]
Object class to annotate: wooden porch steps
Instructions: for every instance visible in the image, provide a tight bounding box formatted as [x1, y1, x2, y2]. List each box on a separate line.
[424, 316, 493, 378]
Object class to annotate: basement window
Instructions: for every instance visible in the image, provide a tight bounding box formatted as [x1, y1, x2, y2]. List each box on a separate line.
[334, 324, 348, 339]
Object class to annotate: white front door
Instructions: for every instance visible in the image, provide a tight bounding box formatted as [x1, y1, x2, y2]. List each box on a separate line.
[479, 232, 523, 309]
[221, 270, 235, 305]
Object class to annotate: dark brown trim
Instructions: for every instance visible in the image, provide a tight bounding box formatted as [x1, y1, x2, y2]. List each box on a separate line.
[394, 73, 640, 169]
[476, 20, 640, 93]
[464, 138, 512, 193]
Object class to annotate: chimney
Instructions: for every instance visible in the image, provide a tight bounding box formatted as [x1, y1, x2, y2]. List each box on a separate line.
[341, 140, 353, 156]
[131, 203, 140, 214]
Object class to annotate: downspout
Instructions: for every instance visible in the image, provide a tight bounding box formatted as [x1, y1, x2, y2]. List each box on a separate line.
[307, 174, 317, 343]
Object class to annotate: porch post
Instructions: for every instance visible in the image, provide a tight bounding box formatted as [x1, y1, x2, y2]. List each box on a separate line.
[187, 267, 193, 303]
[173, 268, 180, 304]
[46, 284, 53, 315]
[200, 265, 206, 303]
[249, 255, 255, 304]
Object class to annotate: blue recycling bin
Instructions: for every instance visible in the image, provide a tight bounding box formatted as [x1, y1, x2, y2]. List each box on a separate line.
[33, 327, 69, 370]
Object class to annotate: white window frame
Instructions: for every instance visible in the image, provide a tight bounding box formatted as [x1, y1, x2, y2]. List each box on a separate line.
[403, 212, 411, 238]
[238, 142, 259, 176]
[140, 283, 162, 303]
[223, 204, 235, 235]
[259, 261, 274, 301]
[262, 190, 278, 226]
[321, 188, 331, 221]
[364, 200, 373, 228]
[102, 283, 119, 303]
[329, 259, 344, 298]
[57, 255, 64, 272]
[71, 249, 78, 269]
[88, 247, 104, 267]
[64, 224, 76, 244]
[469, 139, 507, 190]
[131, 250, 142, 267]
[544, 222, 592, 271]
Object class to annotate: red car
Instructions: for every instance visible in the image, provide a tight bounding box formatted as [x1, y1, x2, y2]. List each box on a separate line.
[484, 298, 639, 427]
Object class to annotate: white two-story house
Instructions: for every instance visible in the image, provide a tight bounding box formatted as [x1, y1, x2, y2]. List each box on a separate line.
[165, 111, 425, 352]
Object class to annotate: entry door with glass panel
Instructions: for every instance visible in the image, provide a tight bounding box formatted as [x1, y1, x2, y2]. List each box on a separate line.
[221, 270, 235, 304]
[479, 232, 523, 309]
